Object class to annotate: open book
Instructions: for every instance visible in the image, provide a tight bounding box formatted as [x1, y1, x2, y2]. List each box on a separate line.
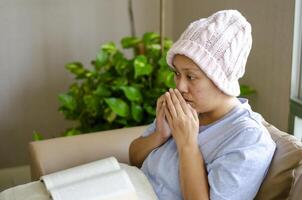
[40, 157, 138, 200]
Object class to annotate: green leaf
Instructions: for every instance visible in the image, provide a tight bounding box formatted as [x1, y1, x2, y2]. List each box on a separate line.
[165, 71, 176, 88]
[85, 71, 97, 78]
[113, 53, 129, 75]
[134, 55, 147, 68]
[115, 118, 128, 126]
[93, 85, 112, 97]
[146, 88, 166, 99]
[157, 68, 175, 88]
[121, 37, 141, 48]
[115, 60, 128, 75]
[134, 55, 153, 78]
[64, 129, 81, 137]
[240, 85, 256, 96]
[99, 71, 113, 82]
[131, 102, 143, 122]
[146, 44, 161, 57]
[164, 39, 173, 49]
[144, 104, 156, 116]
[69, 83, 80, 95]
[147, 44, 161, 52]
[112, 51, 124, 65]
[95, 50, 108, 69]
[104, 98, 129, 117]
[33, 131, 43, 141]
[158, 54, 169, 68]
[112, 77, 128, 88]
[120, 86, 143, 102]
[103, 107, 117, 123]
[83, 95, 99, 116]
[82, 80, 92, 93]
[143, 32, 160, 44]
[58, 93, 77, 111]
[65, 62, 86, 77]
[101, 42, 117, 54]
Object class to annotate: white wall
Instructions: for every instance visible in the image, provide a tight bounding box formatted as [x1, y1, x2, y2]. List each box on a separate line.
[0, 0, 173, 168]
[172, 0, 294, 131]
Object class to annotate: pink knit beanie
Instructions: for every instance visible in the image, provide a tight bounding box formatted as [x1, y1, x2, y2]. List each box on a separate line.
[167, 10, 252, 96]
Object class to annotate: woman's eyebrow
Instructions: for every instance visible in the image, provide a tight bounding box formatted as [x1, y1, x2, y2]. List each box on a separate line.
[173, 65, 200, 72]
[181, 68, 200, 74]
[184, 68, 199, 71]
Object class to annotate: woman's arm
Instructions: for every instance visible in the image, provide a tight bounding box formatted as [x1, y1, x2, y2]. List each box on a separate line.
[129, 131, 167, 168]
[129, 94, 172, 168]
[164, 88, 209, 200]
[179, 144, 209, 200]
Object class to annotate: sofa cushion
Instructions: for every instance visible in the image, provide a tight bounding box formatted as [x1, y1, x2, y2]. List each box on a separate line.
[288, 163, 302, 200]
[255, 121, 302, 200]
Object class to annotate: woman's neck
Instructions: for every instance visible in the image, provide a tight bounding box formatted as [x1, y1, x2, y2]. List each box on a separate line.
[199, 97, 241, 126]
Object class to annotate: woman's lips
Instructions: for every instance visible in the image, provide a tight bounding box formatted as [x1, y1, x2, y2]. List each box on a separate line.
[185, 100, 194, 104]
[182, 95, 193, 104]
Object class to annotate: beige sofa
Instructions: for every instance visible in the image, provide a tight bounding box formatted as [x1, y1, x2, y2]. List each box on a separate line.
[29, 121, 302, 199]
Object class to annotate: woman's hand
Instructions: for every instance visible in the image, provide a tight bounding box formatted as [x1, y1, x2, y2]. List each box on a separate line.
[155, 94, 171, 141]
[164, 88, 199, 150]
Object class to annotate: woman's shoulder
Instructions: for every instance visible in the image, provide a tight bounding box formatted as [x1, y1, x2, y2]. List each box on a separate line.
[207, 99, 275, 150]
[228, 107, 273, 144]
[218, 109, 276, 158]
[209, 117, 276, 165]
[225, 98, 266, 131]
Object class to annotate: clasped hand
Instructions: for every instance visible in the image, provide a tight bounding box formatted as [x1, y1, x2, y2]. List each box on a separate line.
[156, 88, 199, 150]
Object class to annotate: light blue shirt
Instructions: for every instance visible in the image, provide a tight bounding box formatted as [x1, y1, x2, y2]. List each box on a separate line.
[140, 98, 276, 200]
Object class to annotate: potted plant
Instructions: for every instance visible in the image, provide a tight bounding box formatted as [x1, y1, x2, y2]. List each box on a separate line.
[57, 32, 174, 136]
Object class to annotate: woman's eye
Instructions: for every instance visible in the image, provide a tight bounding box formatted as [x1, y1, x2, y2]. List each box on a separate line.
[187, 75, 195, 80]
[174, 71, 180, 76]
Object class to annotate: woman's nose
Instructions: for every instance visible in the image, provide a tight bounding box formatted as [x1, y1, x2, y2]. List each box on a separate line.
[176, 78, 188, 93]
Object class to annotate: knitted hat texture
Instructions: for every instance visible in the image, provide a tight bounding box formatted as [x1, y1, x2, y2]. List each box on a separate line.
[166, 10, 252, 96]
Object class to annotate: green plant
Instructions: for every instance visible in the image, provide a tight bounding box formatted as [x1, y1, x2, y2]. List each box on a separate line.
[239, 85, 256, 97]
[57, 32, 175, 136]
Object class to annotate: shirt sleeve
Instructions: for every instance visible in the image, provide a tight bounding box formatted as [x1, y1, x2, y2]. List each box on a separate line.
[207, 127, 276, 200]
[141, 119, 157, 137]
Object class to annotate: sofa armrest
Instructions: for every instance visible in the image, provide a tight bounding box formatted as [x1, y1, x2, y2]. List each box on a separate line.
[289, 163, 302, 200]
[28, 125, 148, 181]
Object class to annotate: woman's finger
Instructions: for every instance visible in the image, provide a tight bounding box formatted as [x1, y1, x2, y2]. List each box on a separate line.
[156, 101, 161, 114]
[164, 103, 173, 128]
[189, 104, 199, 122]
[173, 88, 191, 116]
[168, 89, 186, 117]
[165, 91, 178, 118]
[156, 95, 164, 107]
[157, 103, 164, 118]
[156, 95, 165, 114]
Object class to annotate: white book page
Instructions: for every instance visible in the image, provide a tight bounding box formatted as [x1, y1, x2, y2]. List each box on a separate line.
[120, 164, 158, 200]
[50, 169, 138, 200]
[41, 156, 120, 191]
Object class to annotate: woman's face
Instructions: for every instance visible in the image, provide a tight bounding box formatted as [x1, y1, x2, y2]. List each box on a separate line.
[172, 54, 223, 114]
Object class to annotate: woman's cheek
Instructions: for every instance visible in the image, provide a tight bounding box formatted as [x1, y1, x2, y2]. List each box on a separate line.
[192, 91, 207, 110]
